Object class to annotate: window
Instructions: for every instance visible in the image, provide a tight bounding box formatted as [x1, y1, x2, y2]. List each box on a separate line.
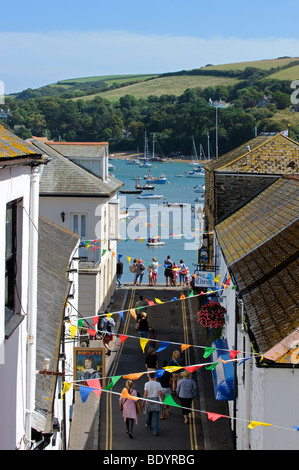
[72, 213, 88, 260]
[5, 201, 17, 312]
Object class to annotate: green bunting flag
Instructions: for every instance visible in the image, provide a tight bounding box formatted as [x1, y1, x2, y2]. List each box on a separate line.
[104, 375, 122, 390]
[205, 362, 219, 370]
[203, 347, 216, 358]
[163, 394, 181, 408]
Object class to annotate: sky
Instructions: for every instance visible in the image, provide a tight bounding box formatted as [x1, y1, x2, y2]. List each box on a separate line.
[1, 0, 299, 94]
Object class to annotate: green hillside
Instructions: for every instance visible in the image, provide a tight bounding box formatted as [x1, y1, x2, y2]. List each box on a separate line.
[74, 75, 240, 102]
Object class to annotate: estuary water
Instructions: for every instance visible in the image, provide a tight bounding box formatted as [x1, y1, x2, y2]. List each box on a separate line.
[113, 158, 205, 283]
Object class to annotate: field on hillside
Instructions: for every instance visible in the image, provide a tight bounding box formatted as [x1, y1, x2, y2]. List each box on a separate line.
[57, 73, 158, 86]
[264, 64, 299, 81]
[203, 57, 299, 71]
[73, 74, 240, 102]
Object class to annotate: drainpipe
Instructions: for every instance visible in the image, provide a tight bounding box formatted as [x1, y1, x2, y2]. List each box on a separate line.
[25, 166, 40, 448]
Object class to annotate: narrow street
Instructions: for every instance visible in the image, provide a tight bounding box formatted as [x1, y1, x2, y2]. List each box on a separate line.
[98, 286, 205, 451]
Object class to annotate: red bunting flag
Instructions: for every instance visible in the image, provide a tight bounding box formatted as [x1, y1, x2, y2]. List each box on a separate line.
[184, 365, 203, 373]
[207, 412, 226, 422]
[145, 299, 155, 306]
[119, 335, 128, 343]
[87, 329, 96, 337]
[229, 350, 241, 360]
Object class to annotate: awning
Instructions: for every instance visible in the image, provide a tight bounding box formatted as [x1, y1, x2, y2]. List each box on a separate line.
[211, 339, 235, 401]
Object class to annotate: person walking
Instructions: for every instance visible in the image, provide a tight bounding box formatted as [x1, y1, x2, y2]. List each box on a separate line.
[119, 380, 138, 439]
[151, 257, 159, 286]
[178, 259, 186, 286]
[98, 312, 116, 356]
[164, 255, 173, 287]
[143, 371, 164, 436]
[136, 311, 150, 338]
[157, 360, 172, 419]
[176, 371, 197, 424]
[169, 349, 185, 394]
[145, 347, 158, 370]
[135, 295, 149, 321]
[116, 258, 123, 287]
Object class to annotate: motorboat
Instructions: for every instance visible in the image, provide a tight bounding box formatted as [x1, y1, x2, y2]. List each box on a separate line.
[146, 238, 165, 246]
[186, 168, 205, 178]
[193, 184, 205, 193]
[138, 194, 164, 199]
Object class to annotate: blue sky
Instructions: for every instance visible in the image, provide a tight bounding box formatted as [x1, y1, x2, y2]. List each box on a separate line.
[1, 0, 299, 93]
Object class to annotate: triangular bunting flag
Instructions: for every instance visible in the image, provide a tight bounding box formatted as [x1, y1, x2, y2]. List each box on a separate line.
[181, 344, 191, 352]
[207, 412, 226, 422]
[87, 329, 97, 337]
[104, 375, 122, 390]
[86, 379, 102, 398]
[61, 382, 72, 399]
[119, 335, 128, 343]
[118, 311, 125, 323]
[203, 347, 216, 358]
[229, 350, 240, 360]
[163, 394, 181, 408]
[205, 362, 219, 370]
[248, 421, 272, 430]
[79, 385, 94, 403]
[123, 372, 144, 380]
[69, 325, 77, 339]
[155, 298, 164, 304]
[156, 342, 170, 353]
[140, 338, 149, 353]
[129, 309, 137, 320]
[184, 365, 203, 373]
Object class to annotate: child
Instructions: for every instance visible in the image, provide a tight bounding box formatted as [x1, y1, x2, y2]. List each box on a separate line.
[172, 262, 178, 287]
[185, 268, 190, 287]
[148, 265, 153, 286]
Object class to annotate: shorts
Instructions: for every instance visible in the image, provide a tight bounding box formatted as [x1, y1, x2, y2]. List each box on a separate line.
[103, 334, 113, 344]
[152, 272, 157, 281]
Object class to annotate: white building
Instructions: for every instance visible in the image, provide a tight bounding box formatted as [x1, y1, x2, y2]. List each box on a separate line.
[34, 216, 80, 450]
[0, 124, 48, 449]
[214, 176, 299, 450]
[30, 139, 122, 318]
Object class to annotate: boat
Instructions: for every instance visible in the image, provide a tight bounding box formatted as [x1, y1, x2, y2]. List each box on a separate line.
[135, 174, 155, 190]
[193, 184, 205, 193]
[144, 170, 168, 184]
[138, 194, 164, 199]
[186, 137, 206, 177]
[186, 168, 205, 178]
[119, 188, 143, 194]
[162, 202, 191, 207]
[108, 162, 115, 171]
[146, 238, 165, 246]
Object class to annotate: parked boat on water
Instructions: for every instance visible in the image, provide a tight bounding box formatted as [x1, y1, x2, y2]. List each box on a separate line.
[138, 194, 164, 199]
[193, 184, 205, 193]
[146, 237, 165, 246]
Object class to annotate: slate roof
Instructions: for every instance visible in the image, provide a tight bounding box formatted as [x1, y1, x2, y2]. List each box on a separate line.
[31, 139, 122, 196]
[215, 176, 299, 358]
[35, 217, 80, 433]
[47, 141, 108, 159]
[205, 133, 299, 174]
[0, 123, 45, 161]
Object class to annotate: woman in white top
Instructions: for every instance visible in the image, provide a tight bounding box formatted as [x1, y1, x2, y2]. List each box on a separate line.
[143, 371, 163, 435]
[151, 257, 159, 286]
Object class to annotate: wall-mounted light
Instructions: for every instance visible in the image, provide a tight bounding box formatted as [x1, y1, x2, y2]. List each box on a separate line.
[61, 210, 65, 222]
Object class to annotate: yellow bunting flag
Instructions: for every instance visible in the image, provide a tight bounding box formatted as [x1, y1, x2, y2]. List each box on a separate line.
[214, 275, 220, 283]
[106, 313, 113, 319]
[127, 256, 131, 265]
[69, 325, 77, 339]
[164, 366, 182, 373]
[155, 298, 164, 304]
[129, 309, 137, 320]
[140, 338, 149, 353]
[140, 239, 144, 243]
[248, 421, 272, 430]
[61, 382, 72, 399]
[181, 344, 191, 352]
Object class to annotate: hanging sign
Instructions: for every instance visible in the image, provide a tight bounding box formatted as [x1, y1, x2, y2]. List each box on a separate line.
[194, 271, 215, 288]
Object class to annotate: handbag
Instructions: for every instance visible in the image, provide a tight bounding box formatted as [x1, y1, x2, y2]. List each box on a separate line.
[120, 399, 127, 411]
[135, 400, 143, 414]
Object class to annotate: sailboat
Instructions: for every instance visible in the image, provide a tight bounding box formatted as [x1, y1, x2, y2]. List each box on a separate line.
[186, 137, 205, 178]
[135, 174, 155, 190]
